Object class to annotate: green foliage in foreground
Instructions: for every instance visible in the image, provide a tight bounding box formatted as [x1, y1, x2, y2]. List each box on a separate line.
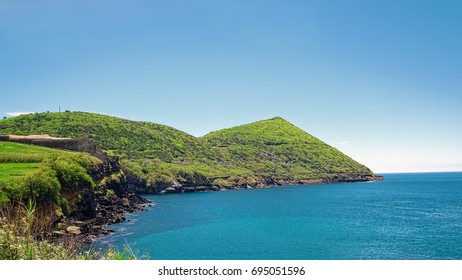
[0, 112, 376, 188]
[0, 201, 138, 260]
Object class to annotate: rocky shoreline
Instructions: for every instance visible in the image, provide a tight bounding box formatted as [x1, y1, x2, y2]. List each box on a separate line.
[131, 174, 384, 194]
[51, 174, 383, 247]
[51, 191, 151, 245]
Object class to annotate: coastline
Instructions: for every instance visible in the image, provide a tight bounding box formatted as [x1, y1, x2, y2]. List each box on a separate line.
[135, 174, 385, 194]
[51, 189, 151, 245]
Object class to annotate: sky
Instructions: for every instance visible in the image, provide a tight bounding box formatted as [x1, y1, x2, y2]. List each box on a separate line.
[1, 0, 461, 173]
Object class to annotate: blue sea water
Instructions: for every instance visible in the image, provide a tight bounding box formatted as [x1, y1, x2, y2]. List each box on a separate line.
[98, 172, 462, 260]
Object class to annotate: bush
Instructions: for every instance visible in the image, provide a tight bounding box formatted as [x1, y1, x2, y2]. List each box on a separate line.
[0, 184, 9, 205]
[20, 166, 61, 204]
[2, 154, 97, 212]
[47, 155, 95, 189]
[59, 197, 70, 216]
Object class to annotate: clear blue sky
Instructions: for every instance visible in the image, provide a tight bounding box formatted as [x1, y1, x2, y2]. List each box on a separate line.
[1, 0, 461, 173]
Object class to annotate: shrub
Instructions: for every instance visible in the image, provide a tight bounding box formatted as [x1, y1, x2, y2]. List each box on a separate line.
[59, 197, 70, 216]
[20, 166, 61, 205]
[0, 181, 8, 203]
[47, 155, 95, 189]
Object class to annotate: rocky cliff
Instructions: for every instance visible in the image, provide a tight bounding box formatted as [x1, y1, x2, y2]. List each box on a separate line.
[55, 154, 149, 243]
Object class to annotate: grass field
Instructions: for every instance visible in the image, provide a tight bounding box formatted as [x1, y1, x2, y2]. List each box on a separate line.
[0, 142, 71, 181]
[0, 142, 68, 162]
[0, 162, 41, 181]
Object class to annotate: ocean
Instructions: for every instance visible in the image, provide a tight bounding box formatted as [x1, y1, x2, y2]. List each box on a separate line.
[98, 172, 462, 260]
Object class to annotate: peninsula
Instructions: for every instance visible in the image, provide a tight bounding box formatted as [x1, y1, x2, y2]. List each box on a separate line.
[0, 112, 382, 195]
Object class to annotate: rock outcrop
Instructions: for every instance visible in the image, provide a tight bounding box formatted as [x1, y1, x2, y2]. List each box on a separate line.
[54, 150, 150, 244]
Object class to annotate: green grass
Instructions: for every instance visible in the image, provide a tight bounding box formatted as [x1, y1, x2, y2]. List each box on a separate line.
[0, 142, 68, 161]
[0, 163, 41, 181]
[0, 142, 77, 164]
[0, 142, 81, 181]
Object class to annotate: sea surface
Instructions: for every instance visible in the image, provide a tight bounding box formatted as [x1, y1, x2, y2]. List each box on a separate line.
[98, 172, 462, 260]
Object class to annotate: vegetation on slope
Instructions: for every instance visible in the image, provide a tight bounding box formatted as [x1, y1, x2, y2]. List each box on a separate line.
[0, 112, 232, 189]
[0, 112, 210, 160]
[0, 112, 379, 190]
[201, 117, 373, 183]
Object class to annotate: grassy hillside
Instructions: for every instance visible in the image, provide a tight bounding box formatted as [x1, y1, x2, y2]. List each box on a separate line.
[201, 117, 373, 182]
[0, 112, 227, 188]
[0, 112, 251, 189]
[0, 112, 379, 190]
[0, 112, 211, 161]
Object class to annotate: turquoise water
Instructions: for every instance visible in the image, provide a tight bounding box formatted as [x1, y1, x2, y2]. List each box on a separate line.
[99, 172, 462, 260]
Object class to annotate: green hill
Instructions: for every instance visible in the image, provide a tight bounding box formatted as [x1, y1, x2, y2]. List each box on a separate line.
[0, 112, 211, 161]
[0, 112, 381, 191]
[201, 117, 374, 184]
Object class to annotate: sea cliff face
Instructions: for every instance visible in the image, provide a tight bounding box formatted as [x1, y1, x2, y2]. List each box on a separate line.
[57, 153, 149, 244]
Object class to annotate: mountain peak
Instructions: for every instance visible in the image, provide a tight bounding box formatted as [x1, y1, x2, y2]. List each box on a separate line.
[266, 116, 292, 124]
[269, 116, 285, 121]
